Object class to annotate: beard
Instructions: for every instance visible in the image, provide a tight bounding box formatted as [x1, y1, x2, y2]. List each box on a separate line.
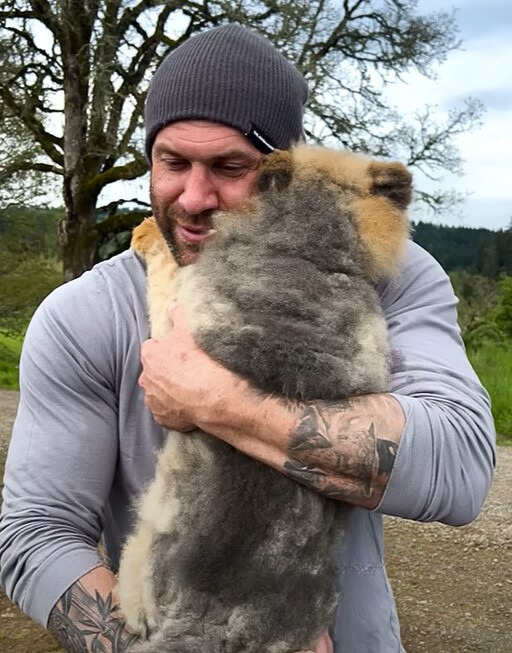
[150, 187, 214, 267]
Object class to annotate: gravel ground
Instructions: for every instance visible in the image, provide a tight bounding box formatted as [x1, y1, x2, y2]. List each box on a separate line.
[1, 389, 511, 652]
[385, 443, 512, 652]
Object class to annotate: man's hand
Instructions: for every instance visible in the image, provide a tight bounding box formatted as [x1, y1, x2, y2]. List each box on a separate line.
[139, 303, 249, 431]
[296, 631, 334, 653]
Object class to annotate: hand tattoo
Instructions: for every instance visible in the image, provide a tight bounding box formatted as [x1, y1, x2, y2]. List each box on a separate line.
[48, 581, 139, 653]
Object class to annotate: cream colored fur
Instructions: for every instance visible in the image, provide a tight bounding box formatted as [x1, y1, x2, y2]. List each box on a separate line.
[118, 429, 214, 635]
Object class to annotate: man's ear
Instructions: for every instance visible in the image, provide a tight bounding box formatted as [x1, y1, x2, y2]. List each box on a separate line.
[368, 161, 413, 210]
[258, 150, 294, 192]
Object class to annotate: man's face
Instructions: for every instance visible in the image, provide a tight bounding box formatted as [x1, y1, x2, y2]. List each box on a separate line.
[150, 120, 263, 266]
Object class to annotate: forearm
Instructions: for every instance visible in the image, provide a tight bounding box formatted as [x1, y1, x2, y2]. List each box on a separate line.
[140, 306, 405, 509]
[196, 388, 405, 510]
[47, 561, 332, 653]
[48, 566, 138, 653]
[141, 244, 496, 525]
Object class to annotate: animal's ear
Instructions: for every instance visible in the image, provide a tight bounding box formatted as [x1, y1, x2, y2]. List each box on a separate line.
[258, 150, 294, 192]
[131, 217, 166, 259]
[368, 161, 412, 210]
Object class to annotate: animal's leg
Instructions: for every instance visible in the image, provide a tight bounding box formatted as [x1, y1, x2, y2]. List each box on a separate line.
[117, 521, 159, 636]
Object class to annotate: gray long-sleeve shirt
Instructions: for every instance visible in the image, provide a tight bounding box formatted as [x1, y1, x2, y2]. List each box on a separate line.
[0, 240, 496, 652]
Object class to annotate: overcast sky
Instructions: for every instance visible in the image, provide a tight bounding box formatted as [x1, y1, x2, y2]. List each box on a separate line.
[395, 0, 512, 230]
[101, 0, 512, 232]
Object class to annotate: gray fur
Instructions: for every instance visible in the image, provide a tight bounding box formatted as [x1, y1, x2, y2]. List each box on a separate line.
[124, 151, 407, 652]
[188, 172, 388, 401]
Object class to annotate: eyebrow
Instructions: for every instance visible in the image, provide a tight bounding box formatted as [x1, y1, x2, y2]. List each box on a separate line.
[153, 144, 261, 163]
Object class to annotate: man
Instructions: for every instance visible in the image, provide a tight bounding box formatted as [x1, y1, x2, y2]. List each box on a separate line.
[0, 24, 495, 653]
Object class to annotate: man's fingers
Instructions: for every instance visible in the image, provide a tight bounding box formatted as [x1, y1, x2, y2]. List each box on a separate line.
[314, 633, 334, 653]
[295, 633, 333, 653]
[168, 302, 196, 345]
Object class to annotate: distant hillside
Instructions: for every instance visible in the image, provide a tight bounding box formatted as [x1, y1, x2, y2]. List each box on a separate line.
[411, 221, 512, 278]
[1, 208, 511, 278]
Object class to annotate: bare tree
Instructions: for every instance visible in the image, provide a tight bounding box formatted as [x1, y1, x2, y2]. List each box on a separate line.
[0, 0, 483, 279]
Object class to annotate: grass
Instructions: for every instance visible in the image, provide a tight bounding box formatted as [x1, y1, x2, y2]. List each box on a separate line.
[0, 332, 23, 390]
[468, 341, 512, 445]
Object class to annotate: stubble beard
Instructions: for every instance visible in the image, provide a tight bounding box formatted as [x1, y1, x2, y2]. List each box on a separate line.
[150, 189, 212, 267]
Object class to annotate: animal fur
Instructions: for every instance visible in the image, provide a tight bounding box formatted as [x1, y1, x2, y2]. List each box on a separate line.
[118, 145, 411, 652]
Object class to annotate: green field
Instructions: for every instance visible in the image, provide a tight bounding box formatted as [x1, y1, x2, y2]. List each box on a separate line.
[468, 342, 512, 444]
[0, 332, 22, 390]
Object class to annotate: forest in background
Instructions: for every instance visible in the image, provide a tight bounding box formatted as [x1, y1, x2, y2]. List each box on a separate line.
[412, 221, 512, 279]
[0, 207, 511, 440]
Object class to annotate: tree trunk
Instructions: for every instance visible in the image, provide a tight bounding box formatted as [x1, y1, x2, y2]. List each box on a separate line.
[59, 191, 99, 281]
[59, 1, 96, 281]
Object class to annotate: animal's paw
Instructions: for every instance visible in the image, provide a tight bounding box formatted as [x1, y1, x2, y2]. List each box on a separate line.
[119, 600, 155, 642]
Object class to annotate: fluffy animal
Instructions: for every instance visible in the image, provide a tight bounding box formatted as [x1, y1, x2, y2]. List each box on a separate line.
[118, 145, 412, 652]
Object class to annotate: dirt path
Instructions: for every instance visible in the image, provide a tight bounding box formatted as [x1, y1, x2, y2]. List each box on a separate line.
[0, 391, 64, 653]
[1, 389, 511, 652]
[385, 445, 512, 652]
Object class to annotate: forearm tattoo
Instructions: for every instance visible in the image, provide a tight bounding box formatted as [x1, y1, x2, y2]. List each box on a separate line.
[48, 581, 138, 653]
[284, 396, 402, 507]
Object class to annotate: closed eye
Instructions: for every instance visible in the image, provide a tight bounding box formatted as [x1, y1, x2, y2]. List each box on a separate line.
[213, 163, 249, 177]
[162, 158, 189, 172]
[213, 158, 261, 178]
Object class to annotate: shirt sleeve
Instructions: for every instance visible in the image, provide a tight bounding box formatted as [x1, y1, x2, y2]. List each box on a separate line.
[0, 268, 121, 626]
[376, 241, 496, 525]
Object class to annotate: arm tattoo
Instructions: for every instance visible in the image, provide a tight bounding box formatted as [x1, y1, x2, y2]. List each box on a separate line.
[48, 581, 139, 653]
[284, 397, 401, 506]
[376, 438, 398, 475]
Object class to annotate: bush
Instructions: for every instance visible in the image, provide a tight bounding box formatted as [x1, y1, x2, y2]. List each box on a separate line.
[463, 317, 504, 350]
[450, 271, 500, 339]
[0, 253, 61, 334]
[494, 277, 512, 339]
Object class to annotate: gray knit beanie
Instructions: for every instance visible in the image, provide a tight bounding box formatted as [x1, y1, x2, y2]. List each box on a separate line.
[145, 24, 308, 160]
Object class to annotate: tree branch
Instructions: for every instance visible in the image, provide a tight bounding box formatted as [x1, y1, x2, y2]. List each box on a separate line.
[85, 157, 149, 194]
[0, 160, 63, 180]
[101, 5, 176, 155]
[26, 0, 63, 41]
[0, 86, 63, 163]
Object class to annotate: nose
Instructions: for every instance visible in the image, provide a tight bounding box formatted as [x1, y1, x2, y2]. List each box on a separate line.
[178, 165, 219, 215]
